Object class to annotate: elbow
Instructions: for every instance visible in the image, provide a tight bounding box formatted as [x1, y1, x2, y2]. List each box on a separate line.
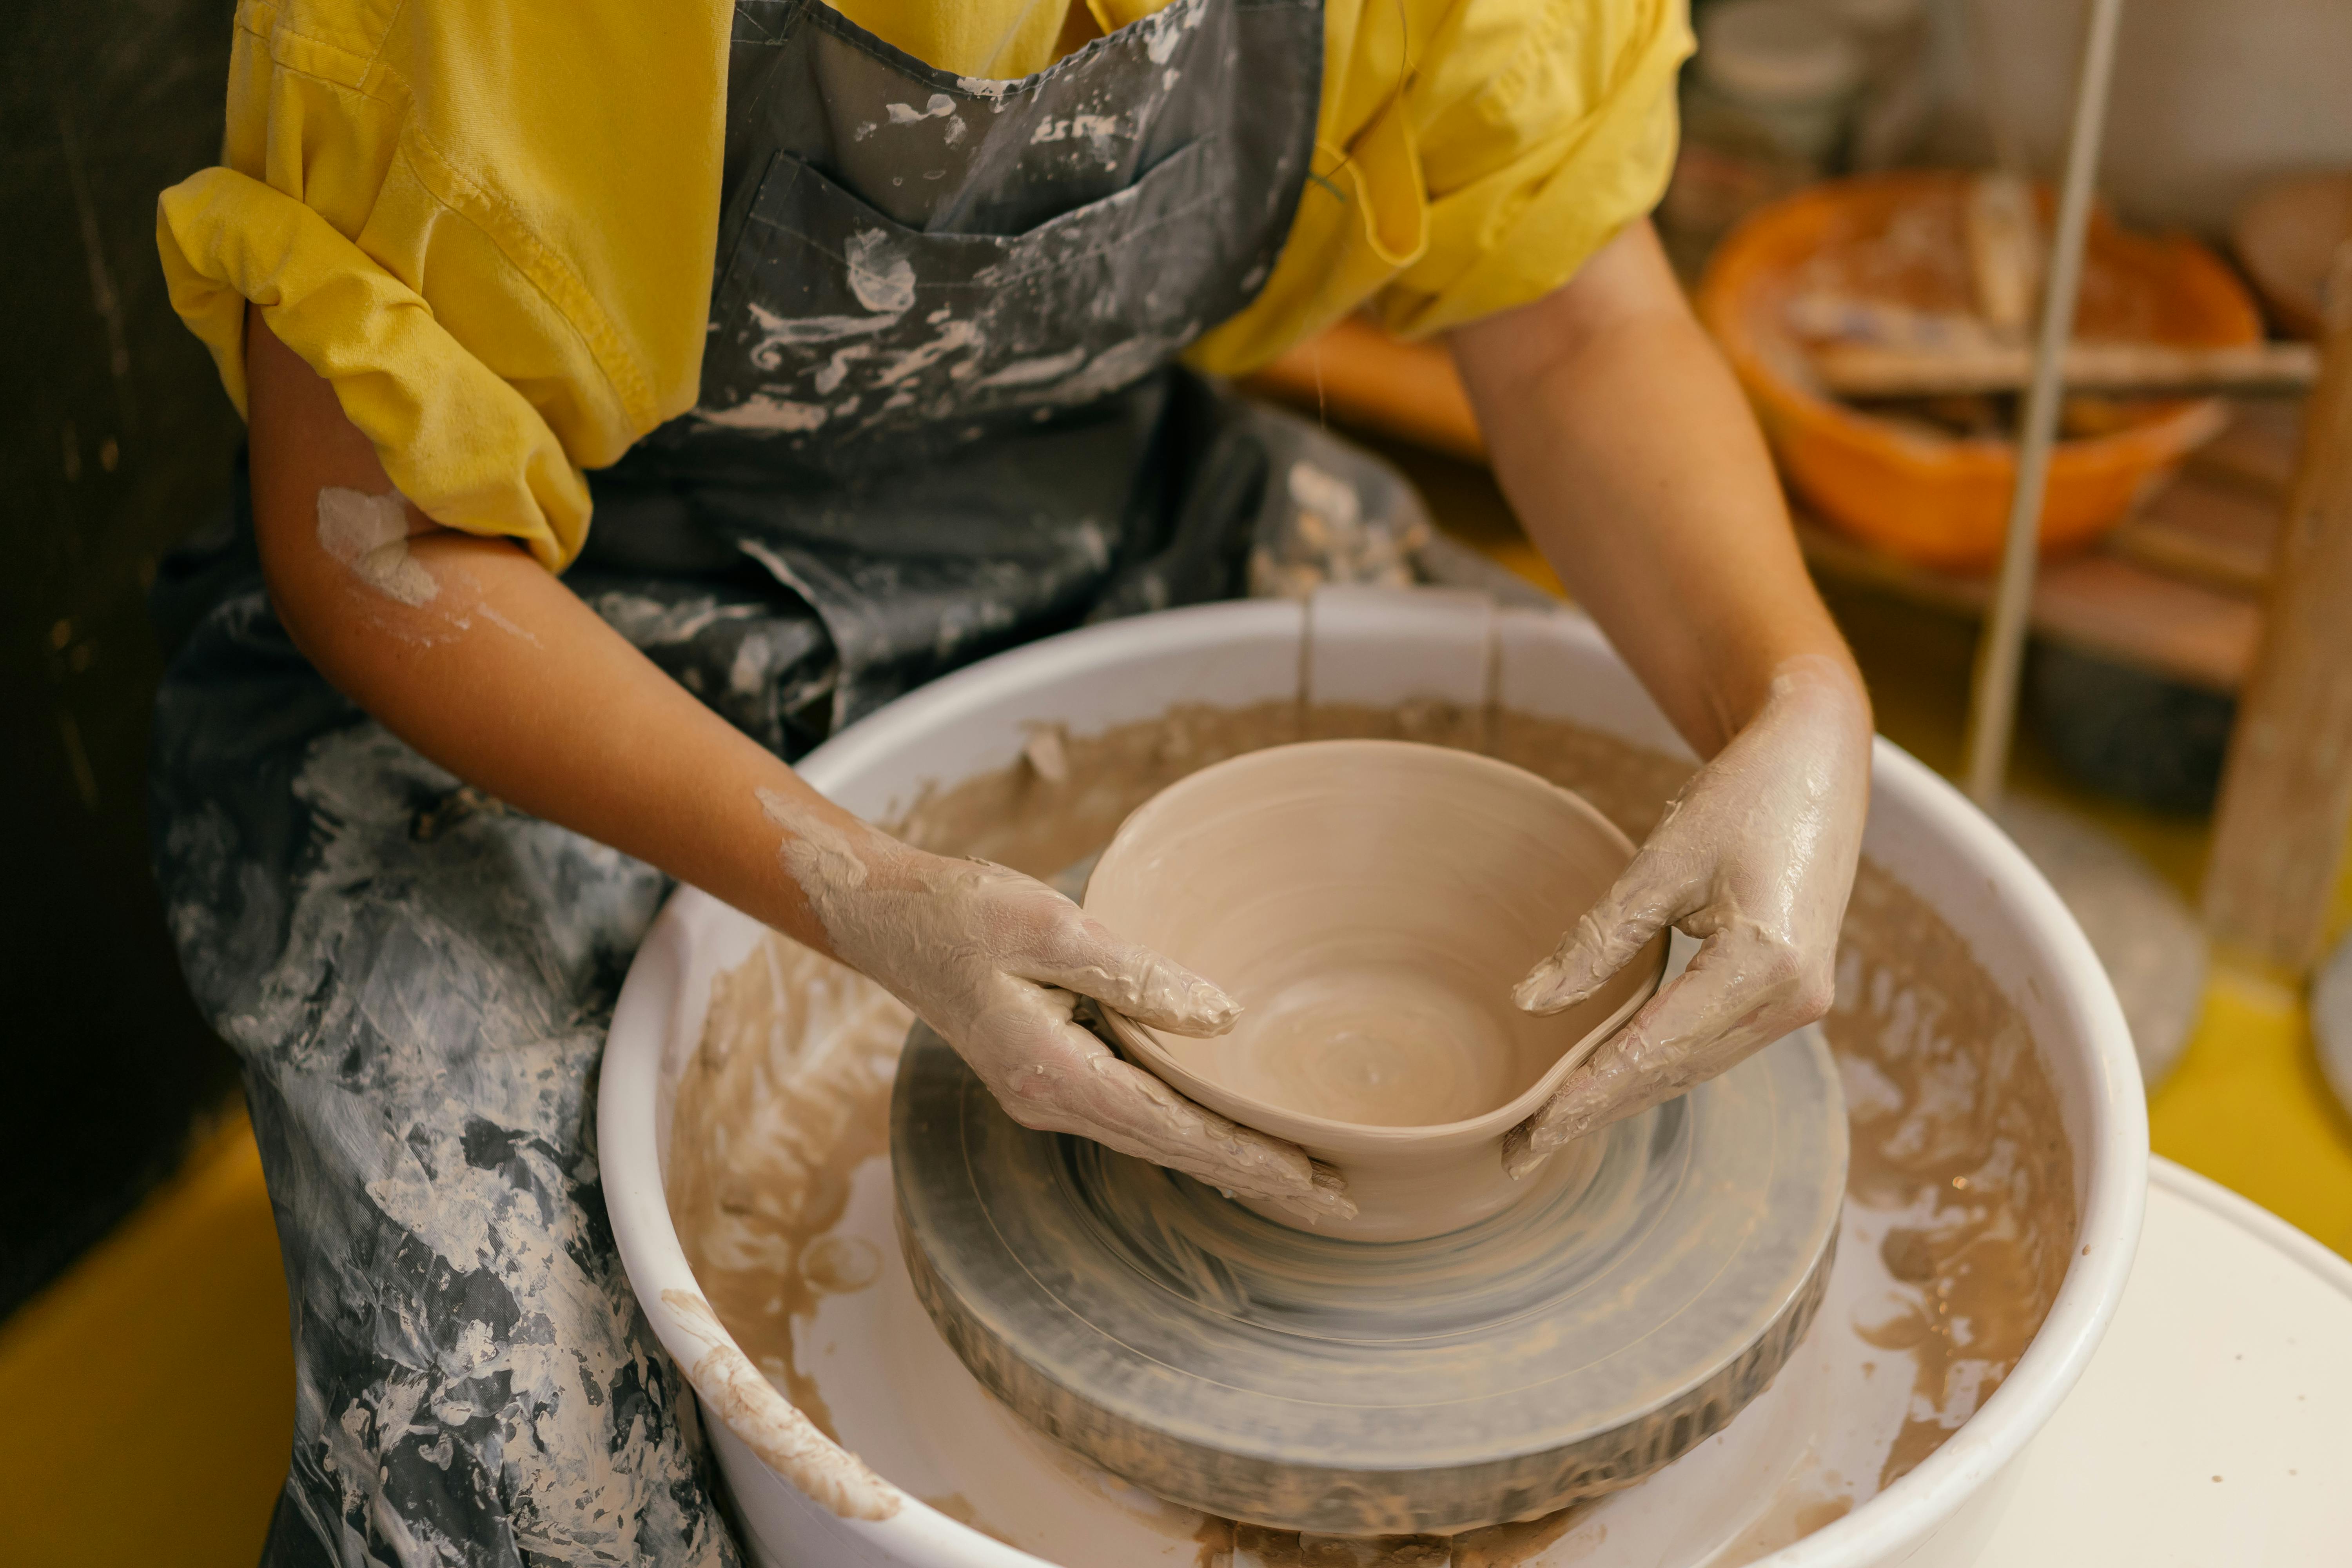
[249, 447, 445, 663]
[254, 502, 343, 670]
[242, 300, 441, 659]
[252, 480, 389, 671]
[257, 545, 322, 660]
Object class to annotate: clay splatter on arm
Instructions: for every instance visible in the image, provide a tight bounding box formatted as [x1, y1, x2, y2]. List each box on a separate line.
[315, 487, 439, 607]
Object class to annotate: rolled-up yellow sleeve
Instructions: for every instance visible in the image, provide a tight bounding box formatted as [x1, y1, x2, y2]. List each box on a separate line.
[1189, 0, 1692, 375]
[155, 0, 731, 570]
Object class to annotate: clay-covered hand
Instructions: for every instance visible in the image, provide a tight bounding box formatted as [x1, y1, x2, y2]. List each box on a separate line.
[764, 797, 1353, 1223]
[1504, 655, 1870, 1177]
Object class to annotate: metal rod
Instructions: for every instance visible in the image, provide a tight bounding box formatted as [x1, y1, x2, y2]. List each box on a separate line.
[1960, 0, 2129, 809]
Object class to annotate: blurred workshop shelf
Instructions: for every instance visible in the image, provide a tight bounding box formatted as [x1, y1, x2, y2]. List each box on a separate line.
[1247, 316, 2294, 695]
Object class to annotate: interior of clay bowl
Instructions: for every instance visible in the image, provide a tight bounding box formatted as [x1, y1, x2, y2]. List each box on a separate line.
[1084, 739, 1667, 1235]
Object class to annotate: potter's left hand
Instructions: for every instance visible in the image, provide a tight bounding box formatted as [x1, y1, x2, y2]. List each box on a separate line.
[762, 797, 1354, 1224]
[1503, 655, 1870, 1176]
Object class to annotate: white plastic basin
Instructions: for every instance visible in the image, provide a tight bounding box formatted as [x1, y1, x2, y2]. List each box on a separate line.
[600, 592, 2147, 1567]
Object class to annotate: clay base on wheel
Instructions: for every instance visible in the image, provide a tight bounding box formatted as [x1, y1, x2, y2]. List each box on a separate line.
[891, 1022, 1847, 1535]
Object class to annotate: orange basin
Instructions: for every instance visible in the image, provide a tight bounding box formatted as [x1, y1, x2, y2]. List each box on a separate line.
[1697, 172, 2261, 572]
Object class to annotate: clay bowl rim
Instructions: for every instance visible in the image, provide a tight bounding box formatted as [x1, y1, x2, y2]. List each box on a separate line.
[1083, 738, 1670, 1154]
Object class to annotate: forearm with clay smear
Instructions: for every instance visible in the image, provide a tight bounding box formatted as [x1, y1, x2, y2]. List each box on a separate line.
[242, 305, 853, 956]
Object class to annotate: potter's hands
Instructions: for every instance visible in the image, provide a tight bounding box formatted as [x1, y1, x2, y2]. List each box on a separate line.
[1504, 657, 1870, 1176]
[769, 799, 1353, 1223]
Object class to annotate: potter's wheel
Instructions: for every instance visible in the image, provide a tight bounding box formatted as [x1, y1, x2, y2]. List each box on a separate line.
[890, 1021, 1847, 1536]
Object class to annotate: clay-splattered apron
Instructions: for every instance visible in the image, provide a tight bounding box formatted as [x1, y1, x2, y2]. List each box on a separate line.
[142, 1, 1452, 1563]
[602, 0, 1338, 732]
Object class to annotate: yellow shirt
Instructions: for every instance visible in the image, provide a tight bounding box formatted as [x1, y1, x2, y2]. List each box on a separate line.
[156, 0, 1689, 570]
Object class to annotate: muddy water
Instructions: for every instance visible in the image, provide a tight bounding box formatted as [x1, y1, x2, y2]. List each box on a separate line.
[664, 701, 2077, 1563]
[1825, 864, 2076, 1491]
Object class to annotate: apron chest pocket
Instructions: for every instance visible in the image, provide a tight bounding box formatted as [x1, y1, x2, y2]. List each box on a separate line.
[695, 136, 1239, 456]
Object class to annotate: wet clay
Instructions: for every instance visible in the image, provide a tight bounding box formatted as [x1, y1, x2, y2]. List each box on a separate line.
[1083, 740, 1666, 1240]
[663, 707, 1327, 1500]
[665, 700, 2076, 1559]
[892, 700, 1311, 873]
[1087, 740, 1651, 1131]
[1504, 657, 1871, 1172]
[925, 1492, 1023, 1548]
[751, 785, 1341, 1218]
[1212, 971, 1524, 1127]
[660, 1285, 901, 1520]
[1502, 707, 2076, 1498]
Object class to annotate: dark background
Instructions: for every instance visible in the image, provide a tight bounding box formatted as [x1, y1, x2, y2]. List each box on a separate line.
[1, 0, 245, 1318]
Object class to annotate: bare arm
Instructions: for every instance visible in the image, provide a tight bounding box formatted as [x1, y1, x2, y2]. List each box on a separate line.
[245, 307, 845, 951]
[244, 304, 1345, 1219]
[1448, 219, 1859, 752]
[1448, 221, 1873, 1165]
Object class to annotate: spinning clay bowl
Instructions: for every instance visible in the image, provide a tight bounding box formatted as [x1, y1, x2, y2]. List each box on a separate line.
[1082, 739, 1670, 1242]
[601, 594, 2148, 1568]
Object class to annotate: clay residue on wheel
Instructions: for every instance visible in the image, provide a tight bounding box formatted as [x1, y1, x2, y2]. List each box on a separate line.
[666, 701, 2076, 1557]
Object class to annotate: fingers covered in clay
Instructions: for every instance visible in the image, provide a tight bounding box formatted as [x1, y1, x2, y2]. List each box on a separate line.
[935, 1007, 1352, 1221]
[1007, 914, 1243, 1037]
[765, 800, 1340, 1214]
[1512, 839, 1693, 1015]
[1504, 924, 1832, 1176]
[1509, 656, 1868, 1175]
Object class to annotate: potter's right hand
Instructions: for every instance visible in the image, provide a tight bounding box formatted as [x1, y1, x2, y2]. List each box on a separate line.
[1501, 655, 1868, 1176]
[763, 794, 1354, 1223]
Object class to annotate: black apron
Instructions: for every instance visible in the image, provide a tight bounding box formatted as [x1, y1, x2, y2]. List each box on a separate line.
[597, 0, 1323, 729]
[145, 2, 1419, 1561]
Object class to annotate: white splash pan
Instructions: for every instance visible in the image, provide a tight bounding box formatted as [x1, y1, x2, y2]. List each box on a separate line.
[601, 591, 2148, 1567]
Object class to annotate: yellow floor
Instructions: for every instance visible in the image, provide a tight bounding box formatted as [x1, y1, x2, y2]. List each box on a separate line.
[2151, 973, 2352, 1256]
[0, 1112, 293, 1566]
[8, 515, 2352, 1564]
